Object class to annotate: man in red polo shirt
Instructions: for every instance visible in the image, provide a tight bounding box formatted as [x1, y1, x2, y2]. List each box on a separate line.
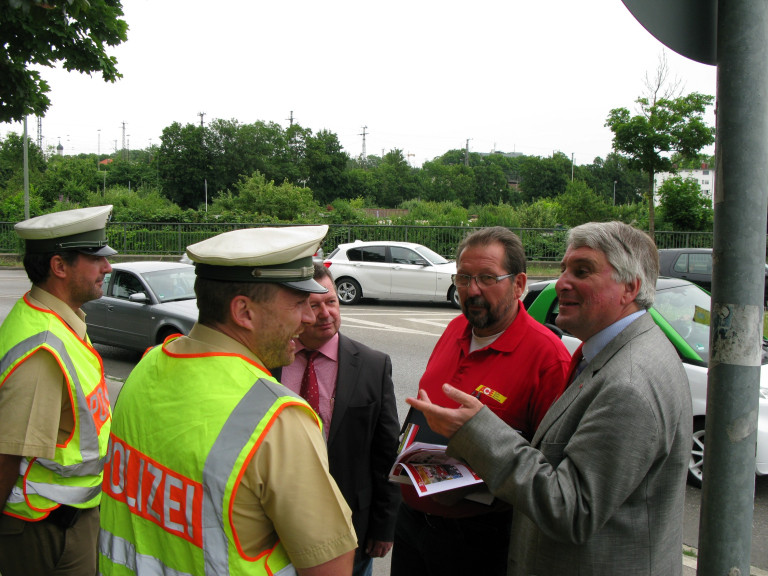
[391, 226, 571, 576]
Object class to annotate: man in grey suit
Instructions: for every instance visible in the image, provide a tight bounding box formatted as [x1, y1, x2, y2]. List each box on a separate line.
[277, 264, 401, 576]
[407, 221, 692, 576]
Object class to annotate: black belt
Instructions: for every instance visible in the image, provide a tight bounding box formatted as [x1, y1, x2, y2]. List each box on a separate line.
[43, 505, 82, 529]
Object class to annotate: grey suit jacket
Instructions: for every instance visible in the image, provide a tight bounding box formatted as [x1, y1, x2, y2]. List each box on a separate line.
[449, 313, 692, 576]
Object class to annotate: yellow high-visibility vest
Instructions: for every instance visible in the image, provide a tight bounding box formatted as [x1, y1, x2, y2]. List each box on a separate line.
[99, 338, 319, 576]
[0, 294, 111, 520]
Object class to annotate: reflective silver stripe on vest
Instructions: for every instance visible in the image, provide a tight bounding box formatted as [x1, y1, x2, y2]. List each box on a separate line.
[1, 332, 102, 462]
[201, 377, 289, 574]
[99, 529, 194, 576]
[7, 475, 101, 506]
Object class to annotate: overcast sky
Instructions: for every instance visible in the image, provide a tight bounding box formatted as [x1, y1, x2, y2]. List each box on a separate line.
[2, 0, 718, 167]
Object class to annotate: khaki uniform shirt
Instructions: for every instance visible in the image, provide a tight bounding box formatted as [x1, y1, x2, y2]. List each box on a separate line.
[0, 287, 82, 458]
[166, 324, 357, 569]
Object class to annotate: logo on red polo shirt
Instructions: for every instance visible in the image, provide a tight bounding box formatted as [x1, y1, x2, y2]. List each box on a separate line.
[471, 385, 507, 404]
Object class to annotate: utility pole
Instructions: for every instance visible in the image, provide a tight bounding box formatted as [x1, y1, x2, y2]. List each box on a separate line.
[198, 112, 205, 128]
[359, 126, 368, 167]
[23, 117, 29, 219]
[36, 117, 42, 150]
[286, 110, 294, 126]
[121, 122, 127, 161]
[571, 152, 574, 181]
[464, 139, 471, 166]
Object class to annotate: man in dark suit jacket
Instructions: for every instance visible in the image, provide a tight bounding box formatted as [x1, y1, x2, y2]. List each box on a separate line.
[276, 263, 401, 576]
[407, 221, 692, 576]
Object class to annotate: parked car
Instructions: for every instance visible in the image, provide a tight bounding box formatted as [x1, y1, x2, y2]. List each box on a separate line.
[658, 247, 768, 305]
[324, 240, 460, 308]
[522, 277, 768, 488]
[83, 262, 198, 352]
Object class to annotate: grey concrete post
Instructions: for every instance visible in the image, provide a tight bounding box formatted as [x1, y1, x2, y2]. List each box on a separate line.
[697, 0, 768, 573]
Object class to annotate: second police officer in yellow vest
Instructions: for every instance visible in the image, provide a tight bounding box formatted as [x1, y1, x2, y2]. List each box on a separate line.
[99, 225, 358, 576]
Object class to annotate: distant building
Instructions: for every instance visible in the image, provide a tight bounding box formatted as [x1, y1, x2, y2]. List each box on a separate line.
[56, 140, 64, 155]
[654, 164, 715, 206]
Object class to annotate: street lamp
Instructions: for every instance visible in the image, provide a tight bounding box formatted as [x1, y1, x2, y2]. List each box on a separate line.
[613, 180, 617, 205]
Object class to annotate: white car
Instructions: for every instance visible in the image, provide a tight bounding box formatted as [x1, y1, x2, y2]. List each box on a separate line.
[523, 277, 768, 488]
[324, 240, 460, 308]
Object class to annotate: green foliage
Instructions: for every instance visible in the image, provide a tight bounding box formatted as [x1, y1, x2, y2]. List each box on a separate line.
[555, 180, 613, 227]
[605, 92, 715, 234]
[658, 176, 713, 231]
[326, 198, 373, 225]
[474, 202, 523, 227]
[0, 188, 44, 220]
[87, 185, 187, 222]
[0, 0, 128, 122]
[38, 155, 103, 205]
[514, 199, 562, 228]
[0, 132, 47, 203]
[211, 172, 321, 222]
[518, 153, 572, 202]
[304, 130, 350, 205]
[157, 122, 210, 209]
[395, 200, 469, 226]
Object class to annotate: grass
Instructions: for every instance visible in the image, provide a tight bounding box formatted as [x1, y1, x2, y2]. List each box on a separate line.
[528, 262, 561, 277]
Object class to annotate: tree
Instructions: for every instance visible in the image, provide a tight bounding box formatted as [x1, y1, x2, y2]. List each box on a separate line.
[157, 122, 211, 209]
[0, 0, 128, 123]
[211, 171, 321, 222]
[304, 130, 349, 205]
[554, 180, 613, 227]
[658, 176, 713, 231]
[517, 153, 571, 202]
[605, 56, 715, 236]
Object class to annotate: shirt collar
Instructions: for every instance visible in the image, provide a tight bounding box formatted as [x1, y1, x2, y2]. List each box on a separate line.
[296, 332, 340, 362]
[582, 309, 646, 363]
[29, 285, 87, 339]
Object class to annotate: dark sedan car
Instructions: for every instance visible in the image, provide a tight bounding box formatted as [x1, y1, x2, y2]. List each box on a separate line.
[82, 261, 198, 352]
[658, 247, 768, 304]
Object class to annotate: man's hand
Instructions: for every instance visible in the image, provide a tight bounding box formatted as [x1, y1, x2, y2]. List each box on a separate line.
[405, 384, 483, 439]
[366, 539, 393, 558]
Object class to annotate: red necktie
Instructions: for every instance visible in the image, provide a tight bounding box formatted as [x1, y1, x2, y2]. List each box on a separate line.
[567, 343, 585, 385]
[300, 350, 321, 413]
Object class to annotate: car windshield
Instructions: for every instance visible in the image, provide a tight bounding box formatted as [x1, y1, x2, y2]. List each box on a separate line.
[143, 268, 197, 302]
[415, 245, 449, 265]
[654, 283, 713, 364]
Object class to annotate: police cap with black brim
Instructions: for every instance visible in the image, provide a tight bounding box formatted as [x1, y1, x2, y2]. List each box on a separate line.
[186, 225, 329, 294]
[15, 205, 118, 257]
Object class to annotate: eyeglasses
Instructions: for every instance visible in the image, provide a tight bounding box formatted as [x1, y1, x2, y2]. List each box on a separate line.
[451, 273, 515, 288]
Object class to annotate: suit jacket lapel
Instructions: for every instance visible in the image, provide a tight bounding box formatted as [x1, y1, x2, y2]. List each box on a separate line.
[531, 313, 657, 445]
[328, 334, 359, 445]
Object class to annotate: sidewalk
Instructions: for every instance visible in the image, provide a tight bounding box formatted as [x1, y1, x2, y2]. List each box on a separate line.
[683, 546, 768, 576]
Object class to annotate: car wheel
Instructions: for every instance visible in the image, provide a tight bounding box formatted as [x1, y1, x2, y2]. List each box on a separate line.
[336, 278, 362, 305]
[448, 286, 461, 309]
[688, 417, 705, 488]
[156, 326, 182, 346]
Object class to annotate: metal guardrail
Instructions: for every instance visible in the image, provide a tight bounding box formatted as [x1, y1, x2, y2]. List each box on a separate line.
[0, 221, 728, 262]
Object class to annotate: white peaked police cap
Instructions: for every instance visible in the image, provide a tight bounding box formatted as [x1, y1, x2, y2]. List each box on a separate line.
[186, 225, 329, 293]
[15, 205, 118, 257]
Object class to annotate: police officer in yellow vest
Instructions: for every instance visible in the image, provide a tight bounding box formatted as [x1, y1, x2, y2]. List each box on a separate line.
[0, 206, 117, 576]
[99, 225, 358, 576]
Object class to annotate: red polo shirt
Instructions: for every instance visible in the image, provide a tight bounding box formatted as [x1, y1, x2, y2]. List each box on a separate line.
[402, 303, 571, 517]
[419, 302, 570, 435]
